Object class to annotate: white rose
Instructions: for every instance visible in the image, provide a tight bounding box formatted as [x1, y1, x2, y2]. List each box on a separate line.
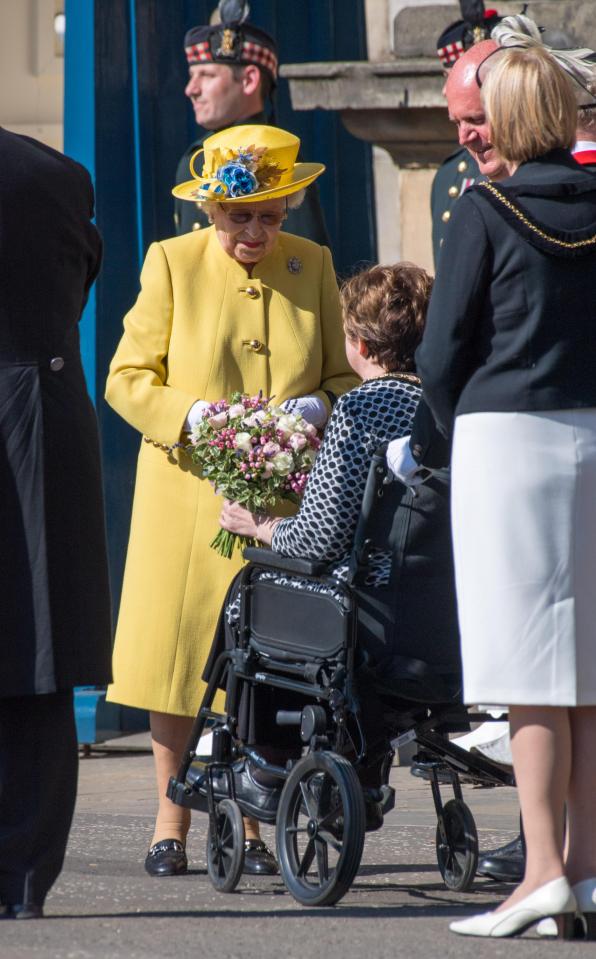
[228, 403, 246, 419]
[208, 412, 228, 430]
[234, 432, 253, 453]
[276, 414, 298, 438]
[272, 451, 294, 475]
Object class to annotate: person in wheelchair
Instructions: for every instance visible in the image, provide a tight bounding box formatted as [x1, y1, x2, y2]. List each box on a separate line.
[202, 261, 454, 860]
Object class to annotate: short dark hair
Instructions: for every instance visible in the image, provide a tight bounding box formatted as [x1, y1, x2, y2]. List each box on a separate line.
[230, 64, 273, 104]
[341, 263, 433, 373]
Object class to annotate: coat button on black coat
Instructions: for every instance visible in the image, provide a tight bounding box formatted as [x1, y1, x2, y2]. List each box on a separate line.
[50, 356, 65, 372]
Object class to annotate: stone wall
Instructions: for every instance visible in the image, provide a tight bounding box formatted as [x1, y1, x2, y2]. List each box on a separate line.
[0, 0, 63, 150]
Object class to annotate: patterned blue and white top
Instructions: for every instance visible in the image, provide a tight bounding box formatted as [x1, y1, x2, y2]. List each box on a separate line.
[226, 377, 421, 623]
[272, 376, 420, 578]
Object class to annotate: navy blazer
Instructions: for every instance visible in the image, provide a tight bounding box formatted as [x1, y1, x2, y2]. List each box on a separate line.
[416, 150, 596, 443]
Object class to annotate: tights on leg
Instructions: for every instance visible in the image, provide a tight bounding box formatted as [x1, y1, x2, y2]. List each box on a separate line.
[496, 705, 570, 912]
[565, 705, 596, 885]
[150, 710, 193, 846]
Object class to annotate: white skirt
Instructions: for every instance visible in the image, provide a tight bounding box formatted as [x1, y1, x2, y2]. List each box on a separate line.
[451, 409, 596, 706]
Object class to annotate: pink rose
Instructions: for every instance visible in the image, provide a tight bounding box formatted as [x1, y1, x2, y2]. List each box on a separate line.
[262, 441, 281, 457]
[208, 412, 228, 430]
[228, 403, 246, 419]
[288, 432, 307, 452]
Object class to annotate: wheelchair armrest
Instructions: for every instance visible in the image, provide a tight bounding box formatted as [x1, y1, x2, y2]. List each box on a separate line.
[242, 546, 330, 577]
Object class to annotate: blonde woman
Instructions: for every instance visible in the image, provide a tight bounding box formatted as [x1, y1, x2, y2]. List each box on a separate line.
[416, 46, 596, 939]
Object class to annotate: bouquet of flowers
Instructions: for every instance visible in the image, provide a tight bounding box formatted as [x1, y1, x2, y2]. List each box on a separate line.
[186, 392, 321, 558]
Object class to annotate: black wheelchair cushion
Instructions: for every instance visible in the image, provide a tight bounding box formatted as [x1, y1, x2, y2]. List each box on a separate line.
[248, 580, 348, 662]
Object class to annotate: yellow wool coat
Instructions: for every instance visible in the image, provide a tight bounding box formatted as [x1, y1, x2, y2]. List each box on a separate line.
[105, 227, 357, 716]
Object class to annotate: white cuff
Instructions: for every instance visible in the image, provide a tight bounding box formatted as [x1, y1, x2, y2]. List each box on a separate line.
[386, 435, 428, 486]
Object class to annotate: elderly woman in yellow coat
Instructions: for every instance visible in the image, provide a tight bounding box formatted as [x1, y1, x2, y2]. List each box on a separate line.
[105, 125, 357, 878]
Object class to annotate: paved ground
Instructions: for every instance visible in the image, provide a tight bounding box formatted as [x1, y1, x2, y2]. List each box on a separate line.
[0, 736, 586, 959]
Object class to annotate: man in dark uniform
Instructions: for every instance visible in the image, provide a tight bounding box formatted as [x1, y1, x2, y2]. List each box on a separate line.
[174, 0, 329, 245]
[0, 128, 112, 918]
[430, 3, 502, 265]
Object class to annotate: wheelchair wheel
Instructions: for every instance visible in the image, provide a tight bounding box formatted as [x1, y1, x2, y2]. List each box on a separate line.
[206, 798, 245, 893]
[276, 752, 365, 907]
[436, 798, 478, 891]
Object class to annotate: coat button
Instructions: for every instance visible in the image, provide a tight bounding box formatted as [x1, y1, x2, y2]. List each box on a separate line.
[448, 185, 459, 197]
[458, 160, 468, 173]
[245, 286, 259, 299]
[413, 443, 423, 457]
[50, 356, 65, 372]
[441, 210, 451, 223]
[243, 339, 263, 352]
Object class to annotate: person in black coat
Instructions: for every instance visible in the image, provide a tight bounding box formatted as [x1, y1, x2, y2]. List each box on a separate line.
[412, 48, 596, 939]
[0, 128, 112, 919]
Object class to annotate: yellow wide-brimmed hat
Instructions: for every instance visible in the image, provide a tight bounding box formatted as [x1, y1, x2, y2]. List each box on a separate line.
[172, 124, 325, 204]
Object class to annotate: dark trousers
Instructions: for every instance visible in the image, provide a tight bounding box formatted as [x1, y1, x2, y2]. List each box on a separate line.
[0, 691, 78, 906]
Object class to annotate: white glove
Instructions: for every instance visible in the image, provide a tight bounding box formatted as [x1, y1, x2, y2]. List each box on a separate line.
[183, 400, 211, 431]
[281, 395, 328, 429]
[386, 435, 431, 487]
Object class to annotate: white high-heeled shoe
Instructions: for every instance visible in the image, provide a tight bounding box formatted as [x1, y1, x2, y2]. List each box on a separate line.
[537, 878, 596, 940]
[573, 878, 596, 940]
[449, 876, 577, 938]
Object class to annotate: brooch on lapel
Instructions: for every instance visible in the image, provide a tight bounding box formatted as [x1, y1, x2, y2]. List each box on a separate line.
[287, 256, 302, 274]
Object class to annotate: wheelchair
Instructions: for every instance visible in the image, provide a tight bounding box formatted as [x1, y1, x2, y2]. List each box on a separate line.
[168, 448, 514, 907]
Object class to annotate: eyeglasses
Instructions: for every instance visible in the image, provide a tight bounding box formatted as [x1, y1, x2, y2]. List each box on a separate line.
[218, 204, 287, 227]
[476, 44, 596, 110]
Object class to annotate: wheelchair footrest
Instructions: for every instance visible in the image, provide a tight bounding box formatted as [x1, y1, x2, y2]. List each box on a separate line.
[167, 773, 208, 812]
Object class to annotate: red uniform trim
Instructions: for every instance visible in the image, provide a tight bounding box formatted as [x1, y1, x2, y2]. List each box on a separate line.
[573, 150, 596, 166]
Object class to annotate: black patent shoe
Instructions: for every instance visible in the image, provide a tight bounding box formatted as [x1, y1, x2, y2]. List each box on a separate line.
[144, 839, 188, 877]
[476, 834, 525, 883]
[243, 839, 279, 876]
[193, 760, 282, 823]
[13, 903, 44, 920]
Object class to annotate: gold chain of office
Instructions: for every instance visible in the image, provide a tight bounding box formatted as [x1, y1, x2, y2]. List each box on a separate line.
[479, 182, 596, 250]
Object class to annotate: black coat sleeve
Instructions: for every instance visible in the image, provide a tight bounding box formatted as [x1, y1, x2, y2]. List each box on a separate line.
[415, 191, 491, 437]
[409, 396, 452, 468]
